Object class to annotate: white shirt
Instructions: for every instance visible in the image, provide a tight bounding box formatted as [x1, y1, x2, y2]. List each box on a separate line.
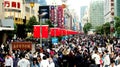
[40, 53, 45, 60]
[17, 58, 30, 67]
[48, 58, 55, 67]
[5, 57, 13, 67]
[40, 60, 49, 67]
[92, 53, 100, 64]
[103, 54, 110, 66]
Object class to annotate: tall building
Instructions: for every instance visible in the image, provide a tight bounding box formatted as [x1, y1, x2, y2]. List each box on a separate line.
[104, 0, 114, 22]
[80, 6, 87, 31]
[80, 6, 87, 22]
[114, 0, 120, 17]
[38, 0, 47, 5]
[0, 0, 4, 19]
[89, 0, 104, 28]
[64, 8, 73, 30]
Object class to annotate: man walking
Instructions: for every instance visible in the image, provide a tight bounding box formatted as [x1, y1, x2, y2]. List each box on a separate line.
[17, 53, 30, 67]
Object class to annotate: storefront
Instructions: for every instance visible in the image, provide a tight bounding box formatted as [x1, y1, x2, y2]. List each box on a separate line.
[0, 19, 14, 44]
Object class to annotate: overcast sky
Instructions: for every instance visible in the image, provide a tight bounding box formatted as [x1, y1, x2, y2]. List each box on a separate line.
[67, 0, 91, 19]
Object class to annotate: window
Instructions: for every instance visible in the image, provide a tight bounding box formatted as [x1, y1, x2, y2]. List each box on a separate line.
[25, 7, 30, 12]
[31, 9, 34, 14]
[111, 3, 114, 6]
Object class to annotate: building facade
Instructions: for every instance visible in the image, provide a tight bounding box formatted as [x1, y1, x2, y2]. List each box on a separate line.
[64, 8, 72, 29]
[114, 0, 120, 17]
[0, 0, 40, 44]
[0, 0, 4, 19]
[80, 6, 87, 31]
[4, 0, 40, 24]
[80, 6, 87, 23]
[89, 0, 104, 28]
[104, 0, 114, 22]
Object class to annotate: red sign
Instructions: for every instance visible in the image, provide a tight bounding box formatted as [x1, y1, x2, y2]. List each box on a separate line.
[12, 1, 16, 8]
[4, 1, 21, 8]
[4, 1, 10, 7]
[12, 42, 32, 50]
[57, 5, 64, 28]
[50, 6, 55, 23]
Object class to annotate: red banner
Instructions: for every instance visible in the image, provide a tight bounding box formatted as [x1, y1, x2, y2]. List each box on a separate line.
[62, 29, 67, 36]
[33, 25, 40, 38]
[57, 5, 64, 28]
[42, 25, 48, 38]
[33, 25, 48, 38]
[50, 6, 55, 24]
[50, 28, 61, 37]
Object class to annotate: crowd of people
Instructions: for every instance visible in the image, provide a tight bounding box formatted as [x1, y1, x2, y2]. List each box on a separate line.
[0, 34, 120, 67]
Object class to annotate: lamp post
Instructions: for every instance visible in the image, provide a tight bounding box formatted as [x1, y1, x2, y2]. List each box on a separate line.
[30, 2, 34, 8]
[38, 12, 47, 47]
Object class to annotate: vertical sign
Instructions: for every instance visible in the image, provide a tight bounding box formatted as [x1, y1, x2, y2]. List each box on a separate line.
[57, 5, 64, 28]
[50, 6, 55, 24]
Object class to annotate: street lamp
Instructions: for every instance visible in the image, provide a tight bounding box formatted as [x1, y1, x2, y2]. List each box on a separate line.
[30, 0, 34, 8]
[38, 12, 47, 47]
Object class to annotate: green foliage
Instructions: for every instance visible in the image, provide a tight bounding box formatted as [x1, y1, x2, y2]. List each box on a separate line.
[83, 23, 92, 34]
[42, 20, 54, 27]
[114, 16, 120, 30]
[26, 16, 39, 32]
[95, 25, 104, 34]
[102, 22, 110, 35]
[117, 27, 120, 34]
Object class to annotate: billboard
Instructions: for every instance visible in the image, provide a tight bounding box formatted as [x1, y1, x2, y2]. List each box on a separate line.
[39, 6, 49, 19]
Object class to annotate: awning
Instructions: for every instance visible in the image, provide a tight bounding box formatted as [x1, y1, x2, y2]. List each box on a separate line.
[0, 19, 14, 31]
[0, 27, 14, 31]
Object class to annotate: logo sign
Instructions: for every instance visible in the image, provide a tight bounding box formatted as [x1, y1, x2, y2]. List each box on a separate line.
[52, 37, 58, 44]
[39, 6, 49, 19]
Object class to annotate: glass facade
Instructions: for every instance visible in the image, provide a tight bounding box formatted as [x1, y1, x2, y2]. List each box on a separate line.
[80, 6, 87, 22]
[89, 0, 104, 28]
[114, 0, 120, 17]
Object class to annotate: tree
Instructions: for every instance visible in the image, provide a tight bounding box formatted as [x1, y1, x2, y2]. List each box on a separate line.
[114, 16, 120, 37]
[114, 16, 120, 31]
[95, 25, 104, 34]
[117, 27, 120, 34]
[83, 23, 92, 34]
[102, 22, 110, 36]
[42, 20, 54, 27]
[26, 16, 39, 32]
